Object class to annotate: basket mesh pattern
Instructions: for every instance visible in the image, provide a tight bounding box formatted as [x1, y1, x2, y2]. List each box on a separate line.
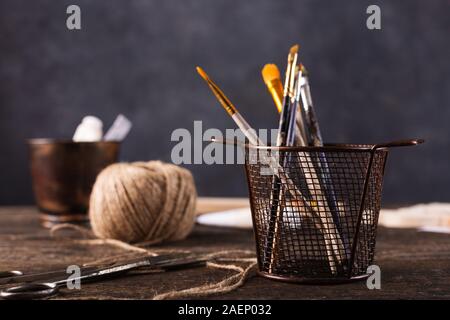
[245, 146, 387, 281]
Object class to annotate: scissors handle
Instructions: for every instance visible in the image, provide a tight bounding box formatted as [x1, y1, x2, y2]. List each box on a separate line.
[0, 283, 58, 300]
[0, 271, 23, 278]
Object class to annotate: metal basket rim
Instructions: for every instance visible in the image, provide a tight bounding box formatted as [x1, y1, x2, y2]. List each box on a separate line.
[212, 138, 423, 152]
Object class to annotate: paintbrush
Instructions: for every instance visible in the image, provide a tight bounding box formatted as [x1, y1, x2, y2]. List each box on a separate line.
[266, 45, 301, 273]
[296, 64, 346, 273]
[262, 64, 284, 113]
[263, 59, 346, 271]
[276, 44, 299, 147]
[288, 65, 304, 145]
[195, 66, 318, 202]
[298, 65, 323, 146]
[196, 65, 343, 272]
[197, 66, 289, 176]
[197, 66, 262, 146]
[197, 66, 287, 176]
[262, 63, 307, 146]
[297, 65, 347, 256]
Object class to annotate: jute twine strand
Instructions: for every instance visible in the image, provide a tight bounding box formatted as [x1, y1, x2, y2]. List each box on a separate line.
[50, 224, 257, 300]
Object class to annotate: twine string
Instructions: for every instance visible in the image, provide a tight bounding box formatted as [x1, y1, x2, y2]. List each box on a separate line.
[49, 224, 257, 299]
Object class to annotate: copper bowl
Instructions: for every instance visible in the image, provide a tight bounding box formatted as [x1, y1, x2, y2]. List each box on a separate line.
[28, 139, 120, 227]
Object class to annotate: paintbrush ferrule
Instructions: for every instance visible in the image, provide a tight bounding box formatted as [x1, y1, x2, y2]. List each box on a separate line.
[300, 79, 313, 113]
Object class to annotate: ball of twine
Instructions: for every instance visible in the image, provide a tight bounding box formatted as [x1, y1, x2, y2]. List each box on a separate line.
[89, 161, 197, 244]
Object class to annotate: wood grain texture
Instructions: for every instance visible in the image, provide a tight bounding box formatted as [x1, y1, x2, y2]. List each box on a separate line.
[0, 206, 449, 299]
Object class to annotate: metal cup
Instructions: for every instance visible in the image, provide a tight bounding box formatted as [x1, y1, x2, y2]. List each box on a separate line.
[28, 139, 120, 227]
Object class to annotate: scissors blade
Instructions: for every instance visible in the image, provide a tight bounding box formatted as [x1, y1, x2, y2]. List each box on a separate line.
[109, 253, 198, 269]
[0, 266, 99, 286]
[0, 271, 23, 279]
[0, 253, 209, 286]
[134, 253, 209, 269]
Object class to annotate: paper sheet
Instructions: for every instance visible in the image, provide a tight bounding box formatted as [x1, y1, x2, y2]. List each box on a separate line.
[196, 202, 450, 233]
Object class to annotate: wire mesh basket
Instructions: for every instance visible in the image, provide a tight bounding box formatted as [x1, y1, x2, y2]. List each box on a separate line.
[241, 139, 422, 283]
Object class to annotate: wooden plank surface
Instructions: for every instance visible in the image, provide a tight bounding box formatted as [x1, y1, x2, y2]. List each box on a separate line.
[0, 206, 449, 299]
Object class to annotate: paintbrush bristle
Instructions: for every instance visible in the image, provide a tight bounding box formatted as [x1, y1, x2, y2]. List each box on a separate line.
[287, 44, 300, 64]
[262, 64, 281, 83]
[196, 66, 209, 81]
[290, 44, 299, 55]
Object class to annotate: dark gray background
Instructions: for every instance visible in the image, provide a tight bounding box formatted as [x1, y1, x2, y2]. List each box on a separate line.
[0, 0, 448, 205]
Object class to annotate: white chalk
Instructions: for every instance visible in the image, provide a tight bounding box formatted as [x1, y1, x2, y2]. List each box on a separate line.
[73, 116, 103, 142]
[104, 114, 132, 142]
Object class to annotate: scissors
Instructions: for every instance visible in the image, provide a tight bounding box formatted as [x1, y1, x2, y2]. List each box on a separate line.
[0, 253, 208, 299]
[0, 253, 160, 286]
[0, 265, 104, 286]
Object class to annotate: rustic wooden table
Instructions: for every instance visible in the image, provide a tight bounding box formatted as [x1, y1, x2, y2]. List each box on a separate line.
[0, 205, 449, 299]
